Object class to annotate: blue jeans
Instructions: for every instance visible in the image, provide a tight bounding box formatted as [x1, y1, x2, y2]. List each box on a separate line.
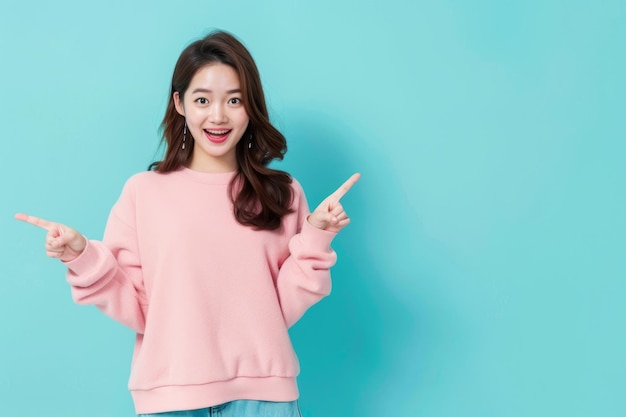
[137, 400, 301, 417]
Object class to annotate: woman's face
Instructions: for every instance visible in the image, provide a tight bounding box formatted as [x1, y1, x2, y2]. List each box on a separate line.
[174, 63, 250, 172]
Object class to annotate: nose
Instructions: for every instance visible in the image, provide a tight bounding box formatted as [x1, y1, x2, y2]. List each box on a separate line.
[209, 103, 228, 124]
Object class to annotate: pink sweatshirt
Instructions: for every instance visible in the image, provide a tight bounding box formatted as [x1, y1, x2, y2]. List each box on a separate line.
[63, 167, 337, 414]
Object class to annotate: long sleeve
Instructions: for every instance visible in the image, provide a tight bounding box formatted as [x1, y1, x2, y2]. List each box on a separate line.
[64, 179, 147, 334]
[275, 182, 338, 328]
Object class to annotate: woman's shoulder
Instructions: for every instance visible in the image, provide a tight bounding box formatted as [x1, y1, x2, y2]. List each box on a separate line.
[286, 175, 312, 211]
[124, 169, 172, 186]
[115, 170, 172, 197]
[288, 175, 304, 192]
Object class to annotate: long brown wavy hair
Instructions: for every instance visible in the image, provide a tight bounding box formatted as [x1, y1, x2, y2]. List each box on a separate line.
[150, 31, 293, 230]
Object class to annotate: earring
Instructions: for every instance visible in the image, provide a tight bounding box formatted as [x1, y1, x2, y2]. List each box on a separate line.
[248, 133, 253, 149]
[182, 122, 187, 150]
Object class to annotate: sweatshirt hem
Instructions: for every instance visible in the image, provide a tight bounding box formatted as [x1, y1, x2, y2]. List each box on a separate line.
[131, 376, 299, 414]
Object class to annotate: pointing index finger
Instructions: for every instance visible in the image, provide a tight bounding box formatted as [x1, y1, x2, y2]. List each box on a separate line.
[329, 173, 361, 202]
[14, 213, 55, 231]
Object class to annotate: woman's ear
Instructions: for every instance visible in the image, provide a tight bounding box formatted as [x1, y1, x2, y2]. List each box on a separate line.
[173, 91, 185, 116]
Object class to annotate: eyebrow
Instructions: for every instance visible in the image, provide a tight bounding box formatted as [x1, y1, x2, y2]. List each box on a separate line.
[191, 88, 241, 94]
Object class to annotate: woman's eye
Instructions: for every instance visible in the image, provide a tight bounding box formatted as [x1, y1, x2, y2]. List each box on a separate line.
[229, 98, 241, 105]
[196, 98, 208, 104]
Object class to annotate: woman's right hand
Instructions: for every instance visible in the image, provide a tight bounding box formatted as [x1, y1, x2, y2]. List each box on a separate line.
[15, 213, 86, 262]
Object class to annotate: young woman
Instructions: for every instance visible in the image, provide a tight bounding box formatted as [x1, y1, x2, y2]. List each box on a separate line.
[15, 31, 358, 416]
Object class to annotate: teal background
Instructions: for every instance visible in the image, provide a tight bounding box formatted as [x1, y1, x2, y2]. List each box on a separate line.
[1, 0, 624, 416]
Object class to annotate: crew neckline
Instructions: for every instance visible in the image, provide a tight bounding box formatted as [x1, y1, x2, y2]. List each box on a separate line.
[176, 166, 238, 185]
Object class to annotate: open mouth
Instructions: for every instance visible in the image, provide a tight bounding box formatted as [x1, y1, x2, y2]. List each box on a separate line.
[204, 129, 232, 143]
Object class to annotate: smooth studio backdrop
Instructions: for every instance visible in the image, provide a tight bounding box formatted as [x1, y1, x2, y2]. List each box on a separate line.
[1, 1, 624, 416]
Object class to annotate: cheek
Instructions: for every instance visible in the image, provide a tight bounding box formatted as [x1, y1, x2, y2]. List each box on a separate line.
[185, 108, 206, 125]
[236, 112, 250, 128]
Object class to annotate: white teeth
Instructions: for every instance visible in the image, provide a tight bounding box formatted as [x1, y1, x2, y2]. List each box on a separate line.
[206, 129, 230, 135]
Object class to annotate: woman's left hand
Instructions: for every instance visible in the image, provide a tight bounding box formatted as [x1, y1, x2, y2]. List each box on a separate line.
[308, 173, 360, 233]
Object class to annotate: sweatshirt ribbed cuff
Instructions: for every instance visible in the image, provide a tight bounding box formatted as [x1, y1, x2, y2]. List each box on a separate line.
[301, 218, 337, 248]
[64, 239, 113, 287]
